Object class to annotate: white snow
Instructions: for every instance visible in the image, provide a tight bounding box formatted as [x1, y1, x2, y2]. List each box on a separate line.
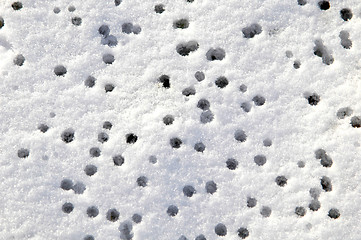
[0, 0, 361, 239]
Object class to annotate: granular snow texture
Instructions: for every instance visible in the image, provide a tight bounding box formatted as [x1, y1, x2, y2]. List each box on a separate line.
[0, 0, 361, 239]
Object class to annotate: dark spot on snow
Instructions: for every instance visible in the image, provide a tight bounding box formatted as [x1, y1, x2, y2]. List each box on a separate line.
[254, 154, 267, 166]
[351, 116, 361, 128]
[234, 129, 247, 142]
[62, 202, 74, 213]
[309, 199, 321, 211]
[339, 31, 352, 49]
[115, 0, 122, 6]
[38, 123, 49, 133]
[103, 54, 115, 64]
[200, 110, 214, 123]
[197, 99, 210, 111]
[105, 83, 115, 92]
[205, 180, 217, 194]
[159, 75, 170, 88]
[72, 181, 86, 194]
[106, 208, 120, 222]
[132, 213, 142, 223]
[89, 147, 101, 157]
[176, 41, 199, 56]
[170, 137, 182, 148]
[12, 2, 23, 10]
[318, 1, 330, 10]
[137, 176, 148, 187]
[297, 161, 305, 168]
[293, 60, 301, 69]
[337, 107, 353, 119]
[194, 142, 205, 152]
[321, 176, 332, 192]
[53, 7, 60, 14]
[60, 178, 73, 190]
[84, 164, 97, 176]
[126, 133, 138, 144]
[241, 102, 251, 112]
[155, 4, 165, 14]
[87, 206, 99, 218]
[149, 155, 157, 164]
[239, 84, 247, 92]
[340, 8, 352, 21]
[195, 71, 205, 81]
[182, 87, 196, 96]
[247, 197, 257, 208]
[215, 223, 227, 236]
[0, 17, 4, 29]
[18, 148, 30, 158]
[71, 17, 82, 26]
[313, 39, 334, 65]
[113, 155, 125, 166]
[226, 158, 238, 170]
[206, 48, 225, 61]
[275, 176, 287, 187]
[85, 76, 96, 88]
[304, 92, 320, 106]
[263, 138, 272, 147]
[163, 115, 174, 125]
[295, 206, 306, 217]
[13, 54, 25, 66]
[309, 187, 321, 199]
[252, 95, 266, 106]
[328, 208, 340, 219]
[238, 227, 249, 239]
[183, 185, 196, 197]
[167, 205, 178, 216]
[215, 76, 228, 88]
[98, 132, 109, 143]
[61, 128, 74, 143]
[103, 121, 112, 130]
[83, 235, 94, 240]
[54, 65, 67, 76]
[173, 19, 189, 29]
[260, 206, 272, 217]
[68, 5, 76, 12]
[99, 24, 110, 37]
[242, 23, 262, 38]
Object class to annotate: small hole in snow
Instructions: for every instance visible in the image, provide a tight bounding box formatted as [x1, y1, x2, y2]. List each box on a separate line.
[85, 76, 96, 88]
[159, 75, 170, 88]
[87, 206, 99, 218]
[113, 155, 125, 166]
[106, 208, 120, 222]
[275, 176, 287, 187]
[194, 142, 205, 152]
[71, 17, 82, 26]
[173, 19, 189, 29]
[170, 137, 182, 148]
[104, 84, 115, 92]
[54, 65, 67, 76]
[126, 133, 138, 144]
[137, 176, 148, 187]
[103, 54, 115, 64]
[215, 223, 227, 236]
[155, 4, 165, 14]
[167, 205, 178, 216]
[12, 2, 23, 10]
[163, 115, 174, 125]
[61, 128, 75, 143]
[183, 185, 196, 197]
[260, 206, 272, 217]
[89, 147, 101, 157]
[195, 71, 205, 81]
[62, 202, 74, 214]
[226, 158, 238, 170]
[318, 1, 330, 10]
[84, 165, 97, 176]
[98, 132, 109, 143]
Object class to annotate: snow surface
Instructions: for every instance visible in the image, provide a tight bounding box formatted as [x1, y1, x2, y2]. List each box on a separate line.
[1, 0, 361, 239]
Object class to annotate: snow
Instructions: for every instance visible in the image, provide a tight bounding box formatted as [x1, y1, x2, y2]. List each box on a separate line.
[1, 0, 361, 239]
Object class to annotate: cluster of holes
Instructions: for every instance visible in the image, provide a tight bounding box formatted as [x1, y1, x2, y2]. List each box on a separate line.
[12, 0, 349, 238]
